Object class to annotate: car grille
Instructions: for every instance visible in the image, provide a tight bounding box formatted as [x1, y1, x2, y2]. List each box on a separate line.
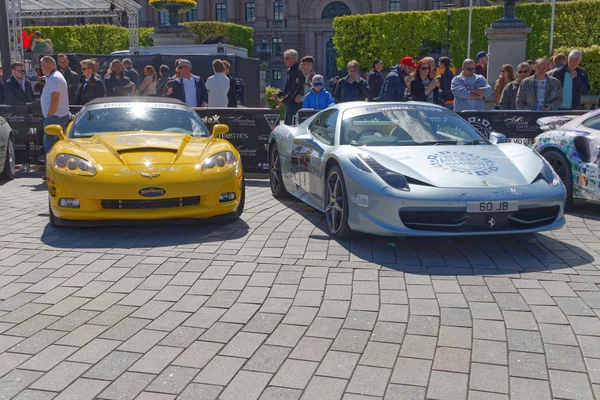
[101, 196, 200, 210]
[399, 206, 560, 232]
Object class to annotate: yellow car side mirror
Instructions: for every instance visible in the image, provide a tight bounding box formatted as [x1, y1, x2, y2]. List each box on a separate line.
[212, 124, 229, 138]
[44, 125, 66, 141]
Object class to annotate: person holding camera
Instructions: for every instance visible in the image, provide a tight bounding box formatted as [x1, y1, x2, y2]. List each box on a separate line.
[333, 60, 371, 104]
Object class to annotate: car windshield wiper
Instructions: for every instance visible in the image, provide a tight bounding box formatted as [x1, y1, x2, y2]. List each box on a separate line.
[413, 140, 458, 146]
[462, 139, 487, 145]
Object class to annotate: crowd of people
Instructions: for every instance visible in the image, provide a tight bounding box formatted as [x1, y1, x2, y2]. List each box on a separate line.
[0, 54, 246, 153]
[273, 47, 592, 124]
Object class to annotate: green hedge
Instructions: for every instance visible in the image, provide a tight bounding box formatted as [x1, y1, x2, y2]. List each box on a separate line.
[555, 45, 600, 94]
[333, 0, 600, 71]
[182, 22, 254, 54]
[24, 22, 253, 55]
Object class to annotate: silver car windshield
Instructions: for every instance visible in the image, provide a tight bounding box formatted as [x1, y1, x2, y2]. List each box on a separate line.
[70, 105, 210, 138]
[341, 107, 488, 146]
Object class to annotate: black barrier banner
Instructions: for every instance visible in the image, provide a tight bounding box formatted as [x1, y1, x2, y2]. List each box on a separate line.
[194, 108, 281, 174]
[459, 110, 588, 145]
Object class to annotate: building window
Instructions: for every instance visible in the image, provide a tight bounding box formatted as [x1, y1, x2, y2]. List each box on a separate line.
[273, 70, 282, 80]
[273, 0, 283, 20]
[76, 17, 85, 24]
[187, 8, 198, 21]
[321, 1, 351, 19]
[390, 0, 401, 11]
[272, 38, 282, 56]
[245, 2, 256, 21]
[431, 0, 443, 9]
[159, 12, 169, 24]
[216, 3, 227, 21]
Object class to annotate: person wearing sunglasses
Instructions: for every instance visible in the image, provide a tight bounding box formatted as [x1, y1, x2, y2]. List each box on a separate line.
[499, 62, 529, 110]
[76, 59, 105, 105]
[367, 59, 384, 101]
[410, 60, 438, 104]
[3, 61, 34, 106]
[516, 58, 562, 111]
[451, 59, 493, 112]
[303, 74, 335, 110]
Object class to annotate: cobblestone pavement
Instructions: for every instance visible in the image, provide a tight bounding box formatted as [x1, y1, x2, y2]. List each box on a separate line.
[2, 173, 600, 399]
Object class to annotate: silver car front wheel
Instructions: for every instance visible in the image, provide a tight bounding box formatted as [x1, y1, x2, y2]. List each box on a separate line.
[325, 166, 352, 238]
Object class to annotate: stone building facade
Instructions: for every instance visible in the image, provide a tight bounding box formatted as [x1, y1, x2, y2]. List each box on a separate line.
[138, 0, 490, 88]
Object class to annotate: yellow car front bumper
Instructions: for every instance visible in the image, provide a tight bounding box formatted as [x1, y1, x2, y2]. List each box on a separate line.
[47, 165, 243, 223]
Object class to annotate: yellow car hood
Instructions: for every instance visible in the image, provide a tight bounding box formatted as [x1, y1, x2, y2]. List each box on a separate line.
[68, 132, 220, 167]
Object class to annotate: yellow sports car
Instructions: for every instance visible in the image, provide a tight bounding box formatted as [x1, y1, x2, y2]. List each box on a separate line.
[44, 98, 244, 226]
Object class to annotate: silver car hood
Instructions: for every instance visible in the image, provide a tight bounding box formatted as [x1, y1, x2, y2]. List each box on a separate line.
[359, 143, 543, 189]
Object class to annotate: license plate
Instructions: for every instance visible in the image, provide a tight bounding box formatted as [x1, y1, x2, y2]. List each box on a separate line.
[466, 201, 518, 213]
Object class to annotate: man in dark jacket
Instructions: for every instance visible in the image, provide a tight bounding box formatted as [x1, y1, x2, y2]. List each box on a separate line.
[548, 49, 590, 110]
[3, 61, 34, 106]
[76, 59, 105, 105]
[223, 60, 237, 107]
[57, 54, 80, 105]
[123, 58, 140, 93]
[104, 60, 134, 97]
[367, 59, 384, 101]
[438, 56, 454, 109]
[334, 60, 371, 104]
[379, 56, 415, 102]
[272, 49, 304, 125]
[167, 59, 208, 107]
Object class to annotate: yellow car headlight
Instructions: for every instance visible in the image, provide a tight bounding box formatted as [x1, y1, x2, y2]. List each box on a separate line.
[201, 151, 237, 172]
[54, 154, 97, 176]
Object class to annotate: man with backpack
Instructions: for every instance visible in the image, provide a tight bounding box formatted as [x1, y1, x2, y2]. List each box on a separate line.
[223, 60, 245, 107]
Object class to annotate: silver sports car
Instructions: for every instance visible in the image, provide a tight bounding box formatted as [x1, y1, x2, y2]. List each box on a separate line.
[0, 116, 16, 181]
[268, 102, 566, 238]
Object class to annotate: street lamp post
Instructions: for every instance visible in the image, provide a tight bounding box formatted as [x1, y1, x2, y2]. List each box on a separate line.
[256, 35, 272, 64]
[255, 35, 272, 107]
[443, 2, 455, 57]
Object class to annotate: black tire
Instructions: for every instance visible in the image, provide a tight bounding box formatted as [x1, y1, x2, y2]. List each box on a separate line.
[543, 148, 574, 207]
[325, 165, 353, 239]
[269, 143, 289, 198]
[49, 201, 57, 226]
[0, 136, 16, 181]
[235, 176, 245, 218]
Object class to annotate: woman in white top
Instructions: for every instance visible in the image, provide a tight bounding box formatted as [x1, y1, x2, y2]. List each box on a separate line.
[140, 65, 157, 96]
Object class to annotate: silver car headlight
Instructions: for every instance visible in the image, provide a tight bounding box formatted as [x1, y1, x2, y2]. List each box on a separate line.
[538, 159, 560, 187]
[358, 154, 409, 191]
[201, 151, 237, 172]
[54, 154, 96, 176]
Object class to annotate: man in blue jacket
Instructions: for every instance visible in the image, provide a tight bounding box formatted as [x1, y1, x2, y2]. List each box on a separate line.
[379, 56, 415, 102]
[303, 75, 335, 110]
[167, 59, 208, 108]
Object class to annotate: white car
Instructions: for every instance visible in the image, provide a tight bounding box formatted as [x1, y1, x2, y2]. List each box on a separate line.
[0, 116, 16, 181]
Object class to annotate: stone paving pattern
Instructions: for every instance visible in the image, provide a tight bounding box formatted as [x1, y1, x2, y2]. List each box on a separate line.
[1, 175, 600, 399]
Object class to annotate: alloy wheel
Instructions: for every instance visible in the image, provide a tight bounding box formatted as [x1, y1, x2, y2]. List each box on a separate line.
[325, 171, 344, 234]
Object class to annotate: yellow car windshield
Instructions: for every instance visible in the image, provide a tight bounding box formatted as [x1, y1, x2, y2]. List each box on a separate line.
[70, 105, 210, 138]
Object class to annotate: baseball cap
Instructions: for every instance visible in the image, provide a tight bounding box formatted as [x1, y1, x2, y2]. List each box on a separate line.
[312, 74, 324, 85]
[400, 56, 416, 68]
[476, 51, 489, 60]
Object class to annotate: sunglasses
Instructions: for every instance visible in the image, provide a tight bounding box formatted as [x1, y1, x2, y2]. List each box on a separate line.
[14, 69, 24, 73]
[518, 70, 529, 74]
[465, 68, 475, 72]
[313, 82, 323, 86]
[81, 67, 90, 71]
[421, 67, 430, 71]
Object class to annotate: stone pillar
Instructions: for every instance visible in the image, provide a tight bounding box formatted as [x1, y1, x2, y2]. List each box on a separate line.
[260, 62, 268, 107]
[485, 21, 531, 97]
[227, 0, 237, 22]
[255, 0, 267, 26]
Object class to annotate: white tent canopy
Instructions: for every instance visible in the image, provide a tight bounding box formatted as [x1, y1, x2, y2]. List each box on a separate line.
[6, 0, 141, 61]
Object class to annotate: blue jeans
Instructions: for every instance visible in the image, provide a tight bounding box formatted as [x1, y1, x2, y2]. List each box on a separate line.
[441, 102, 454, 112]
[285, 103, 302, 126]
[43, 115, 70, 154]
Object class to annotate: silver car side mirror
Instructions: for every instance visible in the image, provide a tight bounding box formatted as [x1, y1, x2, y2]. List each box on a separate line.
[489, 132, 506, 145]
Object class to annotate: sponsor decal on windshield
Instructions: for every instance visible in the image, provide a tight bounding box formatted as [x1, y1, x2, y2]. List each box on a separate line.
[364, 105, 443, 113]
[102, 103, 178, 109]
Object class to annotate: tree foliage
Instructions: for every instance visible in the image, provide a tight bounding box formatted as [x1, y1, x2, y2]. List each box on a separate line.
[333, 0, 600, 70]
[24, 22, 253, 55]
